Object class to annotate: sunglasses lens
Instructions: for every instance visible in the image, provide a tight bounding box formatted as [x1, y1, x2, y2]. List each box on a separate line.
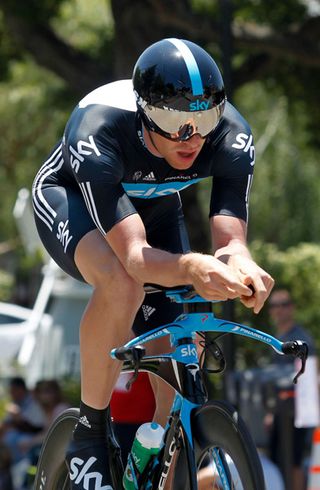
[144, 102, 225, 140]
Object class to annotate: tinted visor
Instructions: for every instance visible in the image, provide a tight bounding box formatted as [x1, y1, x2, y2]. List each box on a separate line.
[144, 101, 225, 141]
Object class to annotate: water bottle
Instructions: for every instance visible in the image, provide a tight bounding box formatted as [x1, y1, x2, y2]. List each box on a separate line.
[123, 422, 165, 489]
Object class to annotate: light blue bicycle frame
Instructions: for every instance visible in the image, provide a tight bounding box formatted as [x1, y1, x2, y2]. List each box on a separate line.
[110, 289, 300, 489]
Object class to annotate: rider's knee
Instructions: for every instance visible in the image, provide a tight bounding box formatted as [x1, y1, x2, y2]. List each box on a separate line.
[89, 255, 144, 307]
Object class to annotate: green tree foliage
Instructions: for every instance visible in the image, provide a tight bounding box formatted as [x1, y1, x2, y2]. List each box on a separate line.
[234, 81, 320, 247]
[228, 241, 320, 367]
[0, 268, 13, 301]
[0, 1, 320, 353]
[0, 62, 70, 239]
[251, 240, 320, 339]
[0, 0, 319, 247]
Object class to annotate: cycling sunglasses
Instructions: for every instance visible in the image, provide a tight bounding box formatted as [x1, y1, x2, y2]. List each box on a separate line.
[144, 101, 225, 141]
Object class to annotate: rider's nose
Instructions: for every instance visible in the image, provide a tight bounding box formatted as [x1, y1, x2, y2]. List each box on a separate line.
[189, 133, 203, 144]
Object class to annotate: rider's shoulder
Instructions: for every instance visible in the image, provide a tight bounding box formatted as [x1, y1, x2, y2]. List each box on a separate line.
[206, 101, 255, 172]
[216, 101, 252, 138]
[64, 80, 136, 141]
[78, 80, 136, 113]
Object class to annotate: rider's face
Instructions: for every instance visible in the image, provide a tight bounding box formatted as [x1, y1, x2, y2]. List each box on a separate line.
[146, 130, 206, 170]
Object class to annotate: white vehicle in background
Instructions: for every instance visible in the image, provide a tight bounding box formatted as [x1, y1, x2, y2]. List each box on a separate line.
[17, 258, 91, 386]
[0, 188, 91, 386]
[0, 301, 37, 377]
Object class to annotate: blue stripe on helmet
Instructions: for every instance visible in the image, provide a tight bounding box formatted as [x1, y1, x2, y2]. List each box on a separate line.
[166, 38, 203, 96]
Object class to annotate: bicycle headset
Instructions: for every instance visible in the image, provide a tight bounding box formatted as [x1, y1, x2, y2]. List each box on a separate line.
[132, 38, 227, 142]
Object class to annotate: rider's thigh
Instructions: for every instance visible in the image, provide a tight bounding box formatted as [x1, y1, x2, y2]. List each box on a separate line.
[75, 228, 144, 305]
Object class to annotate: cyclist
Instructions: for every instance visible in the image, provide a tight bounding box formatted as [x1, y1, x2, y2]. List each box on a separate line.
[32, 38, 274, 488]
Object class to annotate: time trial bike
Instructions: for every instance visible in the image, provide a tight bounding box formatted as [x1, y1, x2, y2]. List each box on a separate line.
[33, 286, 308, 489]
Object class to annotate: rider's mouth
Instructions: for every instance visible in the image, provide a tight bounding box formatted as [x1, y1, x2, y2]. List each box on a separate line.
[176, 150, 198, 161]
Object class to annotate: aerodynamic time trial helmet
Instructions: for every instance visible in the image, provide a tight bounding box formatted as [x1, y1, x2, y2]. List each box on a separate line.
[133, 38, 226, 141]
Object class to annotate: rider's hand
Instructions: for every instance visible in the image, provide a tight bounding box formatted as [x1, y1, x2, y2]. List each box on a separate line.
[226, 254, 274, 313]
[184, 253, 254, 301]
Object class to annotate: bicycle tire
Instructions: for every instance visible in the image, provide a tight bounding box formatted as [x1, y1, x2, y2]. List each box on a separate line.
[33, 407, 124, 490]
[33, 408, 79, 489]
[174, 400, 266, 490]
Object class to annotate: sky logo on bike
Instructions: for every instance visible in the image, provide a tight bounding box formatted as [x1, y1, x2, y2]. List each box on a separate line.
[180, 345, 197, 358]
[69, 456, 113, 489]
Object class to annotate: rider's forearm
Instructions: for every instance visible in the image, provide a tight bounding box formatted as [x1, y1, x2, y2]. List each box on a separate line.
[210, 215, 250, 264]
[125, 244, 194, 286]
[214, 239, 252, 264]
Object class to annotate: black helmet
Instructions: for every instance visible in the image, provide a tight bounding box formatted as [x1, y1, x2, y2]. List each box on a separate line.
[133, 38, 226, 141]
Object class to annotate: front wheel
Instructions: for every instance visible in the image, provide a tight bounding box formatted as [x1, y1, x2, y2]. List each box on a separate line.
[33, 408, 78, 489]
[175, 400, 266, 490]
[33, 408, 123, 490]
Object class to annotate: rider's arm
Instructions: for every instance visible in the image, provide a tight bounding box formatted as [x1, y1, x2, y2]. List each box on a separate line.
[207, 109, 273, 311]
[64, 110, 248, 300]
[210, 214, 274, 313]
[211, 214, 251, 260]
[105, 213, 252, 301]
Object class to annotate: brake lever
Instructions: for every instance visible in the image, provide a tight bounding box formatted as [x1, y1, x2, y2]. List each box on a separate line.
[110, 344, 145, 389]
[282, 341, 309, 384]
[124, 346, 145, 390]
[126, 365, 140, 390]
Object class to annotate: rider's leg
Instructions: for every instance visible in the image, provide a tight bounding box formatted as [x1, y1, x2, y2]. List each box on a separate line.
[65, 230, 145, 488]
[33, 185, 145, 487]
[146, 337, 175, 427]
[132, 291, 184, 428]
[74, 229, 145, 411]
[150, 377, 175, 426]
[149, 335, 205, 427]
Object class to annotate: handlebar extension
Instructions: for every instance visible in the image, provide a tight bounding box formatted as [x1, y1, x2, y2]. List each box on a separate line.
[111, 344, 146, 362]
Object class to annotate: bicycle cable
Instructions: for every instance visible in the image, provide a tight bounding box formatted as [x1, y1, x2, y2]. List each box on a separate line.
[198, 332, 226, 374]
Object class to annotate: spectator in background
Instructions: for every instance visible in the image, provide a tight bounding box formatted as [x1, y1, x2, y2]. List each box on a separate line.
[0, 377, 46, 464]
[265, 289, 317, 490]
[15, 380, 70, 490]
[17, 379, 70, 459]
[34, 379, 70, 426]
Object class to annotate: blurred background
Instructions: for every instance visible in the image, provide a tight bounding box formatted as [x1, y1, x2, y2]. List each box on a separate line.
[1, 0, 320, 339]
[0, 0, 320, 488]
